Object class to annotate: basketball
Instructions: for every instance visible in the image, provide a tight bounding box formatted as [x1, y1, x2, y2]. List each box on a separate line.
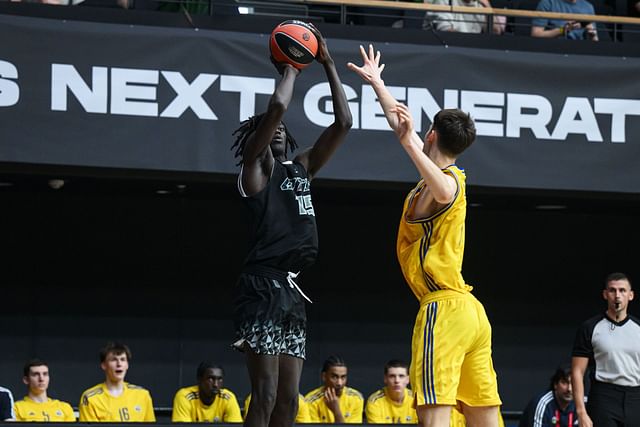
[269, 20, 318, 70]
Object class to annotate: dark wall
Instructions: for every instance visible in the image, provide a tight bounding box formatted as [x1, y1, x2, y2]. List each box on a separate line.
[1, 176, 639, 413]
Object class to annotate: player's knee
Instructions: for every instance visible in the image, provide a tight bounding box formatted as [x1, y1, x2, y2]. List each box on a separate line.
[274, 392, 298, 412]
[252, 387, 278, 413]
[460, 404, 499, 427]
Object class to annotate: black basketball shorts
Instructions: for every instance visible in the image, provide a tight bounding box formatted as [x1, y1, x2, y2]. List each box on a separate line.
[232, 266, 307, 359]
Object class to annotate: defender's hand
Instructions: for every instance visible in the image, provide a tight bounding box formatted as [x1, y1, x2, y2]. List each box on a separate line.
[347, 44, 385, 85]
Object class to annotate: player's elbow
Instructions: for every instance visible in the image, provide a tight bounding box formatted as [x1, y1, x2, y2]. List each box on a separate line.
[336, 113, 353, 131]
[268, 98, 288, 115]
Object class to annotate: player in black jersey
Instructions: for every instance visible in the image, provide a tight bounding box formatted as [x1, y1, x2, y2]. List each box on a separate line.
[230, 25, 351, 427]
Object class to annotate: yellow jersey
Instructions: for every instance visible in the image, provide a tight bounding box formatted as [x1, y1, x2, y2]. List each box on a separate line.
[171, 386, 241, 422]
[78, 382, 155, 422]
[365, 388, 417, 424]
[14, 396, 75, 422]
[305, 386, 363, 423]
[396, 165, 472, 300]
[243, 393, 310, 423]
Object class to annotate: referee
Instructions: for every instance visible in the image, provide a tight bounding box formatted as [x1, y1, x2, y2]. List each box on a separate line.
[571, 272, 640, 427]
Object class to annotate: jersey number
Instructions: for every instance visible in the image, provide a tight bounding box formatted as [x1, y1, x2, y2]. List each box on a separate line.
[295, 195, 315, 216]
[119, 408, 130, 421]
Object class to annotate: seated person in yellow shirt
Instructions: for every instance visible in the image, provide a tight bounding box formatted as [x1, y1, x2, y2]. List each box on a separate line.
[305, 355, 363, 423]
[14, 359, 75, 422]
[172, 362, 242, 422]
[243, 393, 310, 423]
[79, 342, 155, 422]
[365, 360, 416, 424]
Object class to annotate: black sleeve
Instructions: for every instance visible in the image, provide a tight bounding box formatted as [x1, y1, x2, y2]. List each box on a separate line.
[0, 389, 14, 421]
[572, 315, 599, 358]
[518, 398, 535, 427]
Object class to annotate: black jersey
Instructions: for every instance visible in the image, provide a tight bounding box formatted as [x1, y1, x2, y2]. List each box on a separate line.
[240, 160, 318, 272]
[572, 313, 640, 387]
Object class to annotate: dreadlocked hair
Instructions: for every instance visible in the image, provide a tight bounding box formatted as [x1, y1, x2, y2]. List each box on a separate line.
[231, 114, 299, 165]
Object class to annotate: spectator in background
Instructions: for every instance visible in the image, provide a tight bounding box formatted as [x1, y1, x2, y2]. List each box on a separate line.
[14, 359, 75, 422]
[365, 360, 416, 424]
[519, 365, 576, 427]
[243, 393, 310, 423]
[172, 362, 242, 423]
[531, 0, 599, 39]
[305, 355, 364, 423]
[427, 0, 506, 34]
[79, 342, 155, 422]
[572, 272, 640, 427]
[0, 386, 15, 421]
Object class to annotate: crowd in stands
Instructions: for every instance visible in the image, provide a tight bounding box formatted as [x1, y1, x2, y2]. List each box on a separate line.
[4, 0, 640, 42]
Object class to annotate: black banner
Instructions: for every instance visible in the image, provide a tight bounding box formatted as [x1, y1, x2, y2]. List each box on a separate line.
[2, 14, 640, 192]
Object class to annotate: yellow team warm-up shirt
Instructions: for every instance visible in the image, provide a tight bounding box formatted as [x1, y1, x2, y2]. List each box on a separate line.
[396, 166, 472, 300]
[243, 393, 310, 423]
[305, 386, 363, 423]
[172, 386, 242, 422]
[14, 396, 75, 422]
[79, 382, 155, 422]
[365, 388, 416, 424]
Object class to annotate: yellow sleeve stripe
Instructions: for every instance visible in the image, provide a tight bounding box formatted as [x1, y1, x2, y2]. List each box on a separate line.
[346, 388, 363, 399]
[127, 384, 146, 390]
[419, 221, 440, 292]
[305, 391, 325, 403]
[367, 390, 385, 403]
[83, 388, 104, 399]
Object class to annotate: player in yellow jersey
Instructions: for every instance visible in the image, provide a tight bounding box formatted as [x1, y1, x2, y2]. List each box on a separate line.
[305, 356, 363, 423]
[243, 393, 310, 423]
[79, 342, 155, 422]
[349, 46, 501, 427]
[14, 359, 75, 422]
[365, 360, 416, 424]
[172, 362, 242, 422]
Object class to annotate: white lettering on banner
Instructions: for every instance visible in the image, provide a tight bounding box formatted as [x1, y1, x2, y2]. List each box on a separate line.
[461, 91, 504, 137]
[111, 68, 158, 117]
[304, 82, 359, 128]
[219, 75, 274, 121]
[0, 60, 20, 107]
[51, 64, 219, 119]
[361, 85, 406, 130]
[350, 85, 639, 143]
[550, 97, 602, 142]
[51, 64, 108, 113]
[506, 93, 552, 139]
[594, 98, 640, 143]
[45, 64, 640, 143]
[161, 71, 218, 120]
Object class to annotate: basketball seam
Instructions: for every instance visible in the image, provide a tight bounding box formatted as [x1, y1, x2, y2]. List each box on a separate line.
[273, 32, 315, 65]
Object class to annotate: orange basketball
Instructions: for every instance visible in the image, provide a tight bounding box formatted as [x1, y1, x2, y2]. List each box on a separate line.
[269, 20, 318, 70]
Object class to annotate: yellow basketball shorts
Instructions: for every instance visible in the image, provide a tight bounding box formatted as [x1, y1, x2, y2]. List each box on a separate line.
[410, 290, 501, 407]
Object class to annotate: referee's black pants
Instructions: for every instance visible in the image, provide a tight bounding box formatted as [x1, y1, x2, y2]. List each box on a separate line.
[588, 380, 640, 426]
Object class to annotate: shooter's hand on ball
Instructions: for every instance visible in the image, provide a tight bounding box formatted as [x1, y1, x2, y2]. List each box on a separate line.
[270, 55, 300, 77]
[307, 23, 331, 65]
